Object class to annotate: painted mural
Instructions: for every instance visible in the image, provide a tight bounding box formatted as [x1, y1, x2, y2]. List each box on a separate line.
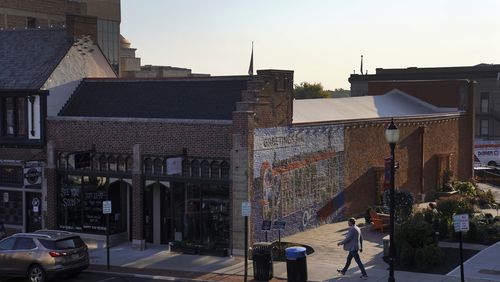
[253, 125, 345, 241]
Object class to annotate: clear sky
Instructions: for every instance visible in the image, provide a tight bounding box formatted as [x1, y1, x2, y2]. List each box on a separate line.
[121, 0, 500, 90]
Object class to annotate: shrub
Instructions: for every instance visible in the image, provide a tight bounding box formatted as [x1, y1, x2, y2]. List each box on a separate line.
[441, 169, 455, 192]
[476, 189, 496, 208]
[436, 198, 475, 222]
[365, 207, 372, 224]
[414, 248, 427, 269]
[398, 242, 414, 268]
[423, 244, 444, 267]
[434, 216, 449, 239]
[396, 220, 435, 249]
[454, 181, 477, 197]
[383, 189, 415, 223]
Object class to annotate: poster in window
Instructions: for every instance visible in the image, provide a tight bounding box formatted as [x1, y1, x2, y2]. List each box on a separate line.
[166, 157, 182, 175]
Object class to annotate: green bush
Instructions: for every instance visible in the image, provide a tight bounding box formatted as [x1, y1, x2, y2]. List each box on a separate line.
[398, 242, 414, 268]
[383, 189, 415, 223]
[454, 181, 477, 197]
[414, 248, 427, 269]
[396, 220, 435, 249]
[433, 216, 449, 239]
[423, 244, 444, 267]
[436, 199, 475, 222]
[476, 189, 496, 208]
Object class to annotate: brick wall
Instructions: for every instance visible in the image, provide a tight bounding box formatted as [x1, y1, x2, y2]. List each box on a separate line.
[344, 115, 473, 216]
[47, 118, 233, 158]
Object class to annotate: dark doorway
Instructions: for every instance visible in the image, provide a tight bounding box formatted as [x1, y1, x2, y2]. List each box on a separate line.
[160, 185, 172, 244]
[26, 192, 42, 232]
[143, 185, 154, 243]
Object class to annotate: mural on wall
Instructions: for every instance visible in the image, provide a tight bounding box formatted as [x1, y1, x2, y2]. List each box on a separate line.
[253, 125, 345, 239]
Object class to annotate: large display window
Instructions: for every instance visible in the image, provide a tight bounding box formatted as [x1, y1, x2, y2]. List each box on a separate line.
[58, 175, 128, 234]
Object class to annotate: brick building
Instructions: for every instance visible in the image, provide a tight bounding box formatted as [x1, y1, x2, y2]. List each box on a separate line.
[0, 28, 115, 234]
[44, 70, 473, 256]
[349, 64, 500, 141]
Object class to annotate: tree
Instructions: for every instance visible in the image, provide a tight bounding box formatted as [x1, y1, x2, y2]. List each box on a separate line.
[328, 88, 351, 98]
[293, 82, 329, 99]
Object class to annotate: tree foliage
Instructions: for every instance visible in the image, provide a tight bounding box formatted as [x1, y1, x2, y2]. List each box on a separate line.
[293, 82, 329, 99]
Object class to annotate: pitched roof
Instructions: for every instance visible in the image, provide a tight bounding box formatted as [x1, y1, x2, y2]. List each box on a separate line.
[293, 90, 459, 124]
[59, 78, 251, 120]
[0, 28, 73, 90]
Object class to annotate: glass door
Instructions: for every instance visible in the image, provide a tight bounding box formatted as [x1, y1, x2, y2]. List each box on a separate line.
[160, 185, 172, 245]
[26, 192, 42, 232]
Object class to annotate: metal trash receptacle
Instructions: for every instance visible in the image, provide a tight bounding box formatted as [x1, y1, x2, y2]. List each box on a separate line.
[285, 246, 307, 282]
[252, 242, 273, 281]
[285, 247, 307, 282]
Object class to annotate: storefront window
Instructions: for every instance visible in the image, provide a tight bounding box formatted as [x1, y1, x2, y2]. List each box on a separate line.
[58, 175, 127, 234]
[0, 190, 22, 225]
[0, 165, 23, 187]
[201, 184, 229, 248]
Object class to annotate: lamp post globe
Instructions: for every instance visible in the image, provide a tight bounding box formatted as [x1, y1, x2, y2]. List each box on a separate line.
[385, 119, 399, 282]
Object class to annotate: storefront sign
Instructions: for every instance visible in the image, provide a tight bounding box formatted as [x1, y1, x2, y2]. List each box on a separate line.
[3, 192, 8, 203]
[453, 214, 469, 232]
[24, 165, 42, 187]
[166, 157, 182, 175]
[103, 201, 112, 214]
[241, 201, 251, 217]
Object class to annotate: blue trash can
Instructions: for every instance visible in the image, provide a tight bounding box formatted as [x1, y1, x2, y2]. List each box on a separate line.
[285, 246, 307, 282]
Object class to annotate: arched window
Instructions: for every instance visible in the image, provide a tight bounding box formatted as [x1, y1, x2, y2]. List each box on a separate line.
[191, 160, 200, 178]
[126, 157, 133, 173]
[99, 155, 108, 171]
[221, 161, 229, 180]
[92, 154, 99, 171]
[201, 160, 210, 178]
[144, 158, 153, 175]
[210, 161, 220, 179]
[108, 156, 117, 171]
[182, 159, 190, 177]
[117, 156, 126, 172]
[154, 158, 163, 176]
[58, 153, 67, 169]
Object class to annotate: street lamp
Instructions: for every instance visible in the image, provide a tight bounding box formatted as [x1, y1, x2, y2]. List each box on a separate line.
[385, 119, 399, 282]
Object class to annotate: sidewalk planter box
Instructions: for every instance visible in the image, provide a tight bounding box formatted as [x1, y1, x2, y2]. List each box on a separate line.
[198, 247, 228, 257]
[170, 242, 198, 255]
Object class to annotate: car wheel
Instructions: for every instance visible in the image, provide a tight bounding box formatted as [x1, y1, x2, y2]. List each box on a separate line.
[28, 264, 46, 282]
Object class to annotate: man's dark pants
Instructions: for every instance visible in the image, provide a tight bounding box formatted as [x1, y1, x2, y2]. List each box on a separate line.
[342, 250, 367, 276]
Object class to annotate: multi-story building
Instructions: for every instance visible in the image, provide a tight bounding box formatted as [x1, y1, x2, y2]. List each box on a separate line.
[0, 0, 121, 73]
[0, 26, 116, 234]
[349, 64, 500, 141]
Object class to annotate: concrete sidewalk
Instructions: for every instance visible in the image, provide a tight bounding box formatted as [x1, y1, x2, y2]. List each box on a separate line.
[87, 220, 500, 281]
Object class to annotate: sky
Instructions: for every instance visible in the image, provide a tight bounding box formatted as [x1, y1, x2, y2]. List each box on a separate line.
[121, 0, 500, 90]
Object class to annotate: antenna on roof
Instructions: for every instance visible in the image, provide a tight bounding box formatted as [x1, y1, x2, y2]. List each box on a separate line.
[360, 55, 364, 75]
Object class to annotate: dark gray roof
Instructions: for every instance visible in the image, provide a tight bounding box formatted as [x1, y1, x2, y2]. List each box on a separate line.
[0, 29, 73, 89]
[60, 78, 252, 120]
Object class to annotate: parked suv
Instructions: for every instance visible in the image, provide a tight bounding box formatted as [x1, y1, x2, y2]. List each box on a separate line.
[0, 230, 89, 282]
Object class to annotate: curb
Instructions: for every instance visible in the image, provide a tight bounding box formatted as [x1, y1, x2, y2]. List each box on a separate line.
[83, 269, 202, 281]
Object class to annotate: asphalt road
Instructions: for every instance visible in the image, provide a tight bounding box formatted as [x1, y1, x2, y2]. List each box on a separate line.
[0, 272, 163, 282]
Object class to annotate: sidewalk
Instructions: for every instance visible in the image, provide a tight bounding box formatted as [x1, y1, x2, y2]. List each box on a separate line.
[87, 220, 500, 281]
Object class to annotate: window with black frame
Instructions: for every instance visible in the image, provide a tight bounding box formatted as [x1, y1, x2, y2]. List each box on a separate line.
[1, 96, 26, 137]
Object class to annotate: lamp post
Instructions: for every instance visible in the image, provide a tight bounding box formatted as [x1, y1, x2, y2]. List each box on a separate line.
[385, 119, 399, 282]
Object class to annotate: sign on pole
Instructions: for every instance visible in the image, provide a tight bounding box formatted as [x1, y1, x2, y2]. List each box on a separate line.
[453, 214, 469, 232]
[103, 201, 112, 214]
[241, 201, 251, 217]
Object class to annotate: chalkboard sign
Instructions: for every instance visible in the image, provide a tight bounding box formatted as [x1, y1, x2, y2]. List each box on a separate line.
[273, 221, 286, 230]
[262, 220, 272, 231]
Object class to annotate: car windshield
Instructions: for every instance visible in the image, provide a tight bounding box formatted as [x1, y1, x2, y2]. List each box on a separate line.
[39, 237, 85, 250]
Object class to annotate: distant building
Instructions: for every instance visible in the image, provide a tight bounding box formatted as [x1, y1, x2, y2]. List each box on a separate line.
[349, 64, 500, 140]
[0, 0, 121, 73]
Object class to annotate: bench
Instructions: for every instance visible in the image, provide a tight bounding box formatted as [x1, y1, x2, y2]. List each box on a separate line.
[370, 210, 390, 232]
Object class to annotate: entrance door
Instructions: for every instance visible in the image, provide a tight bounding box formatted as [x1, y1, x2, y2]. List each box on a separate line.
[25, 193, 42, 232]
[143, 186, 154, 243]
[160, 186, 172, 244]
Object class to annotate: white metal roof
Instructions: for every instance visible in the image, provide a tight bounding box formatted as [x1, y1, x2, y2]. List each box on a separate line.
[292, 89, 459, 124]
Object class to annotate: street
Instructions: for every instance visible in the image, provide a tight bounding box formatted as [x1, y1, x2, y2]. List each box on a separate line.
[0, 272, 163, 282]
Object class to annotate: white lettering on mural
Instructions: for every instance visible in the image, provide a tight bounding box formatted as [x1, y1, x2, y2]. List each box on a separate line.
[261, 134, 305, 149]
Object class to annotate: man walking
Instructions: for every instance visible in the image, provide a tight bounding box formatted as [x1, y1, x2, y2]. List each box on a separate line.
[337, 218, 368, 279]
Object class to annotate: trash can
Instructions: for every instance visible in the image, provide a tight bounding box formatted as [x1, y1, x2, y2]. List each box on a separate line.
[285, 246, 307, 282]
[252, 242, 273, 281]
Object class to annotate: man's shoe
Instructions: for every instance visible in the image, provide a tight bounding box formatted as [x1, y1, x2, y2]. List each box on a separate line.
[337, 269, 345, 275]
[360, 274, 368, 280]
